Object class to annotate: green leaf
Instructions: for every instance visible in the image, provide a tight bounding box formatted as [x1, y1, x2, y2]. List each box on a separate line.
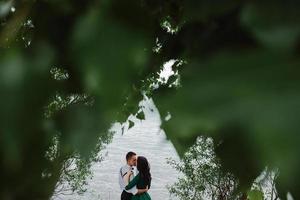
[240, 3, 300, 51]
[128, 120, 135, 129]
[248, 189, 264, 200]
[136, 111, 145, 120]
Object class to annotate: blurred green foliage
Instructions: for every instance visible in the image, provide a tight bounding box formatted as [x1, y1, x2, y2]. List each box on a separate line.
[1, 0, 300, 199]
[0, 0, 156, 198]
[152, 1, 300, 199]
[248, 190, 264, 200]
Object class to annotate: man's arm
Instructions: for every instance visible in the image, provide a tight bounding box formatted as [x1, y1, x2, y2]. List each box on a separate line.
[122, 170, 138, 194]
[125, 172, 138, 190]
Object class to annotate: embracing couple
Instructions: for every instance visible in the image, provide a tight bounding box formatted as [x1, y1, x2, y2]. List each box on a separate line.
[119, 151, 152, 200]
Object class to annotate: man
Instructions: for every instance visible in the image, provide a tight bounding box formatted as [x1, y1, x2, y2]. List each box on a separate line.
[119, 151, 148, 200]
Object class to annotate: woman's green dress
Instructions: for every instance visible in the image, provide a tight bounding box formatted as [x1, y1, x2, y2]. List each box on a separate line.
[125, 174, 151, 200]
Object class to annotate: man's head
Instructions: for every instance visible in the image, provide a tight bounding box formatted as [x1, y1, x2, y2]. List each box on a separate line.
[126, 151, 137, 167]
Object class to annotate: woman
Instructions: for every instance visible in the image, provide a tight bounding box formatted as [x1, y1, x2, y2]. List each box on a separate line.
[125, 156, 152, 200]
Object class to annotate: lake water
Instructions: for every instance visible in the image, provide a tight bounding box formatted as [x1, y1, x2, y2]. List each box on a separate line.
[53, 98, 180, 200]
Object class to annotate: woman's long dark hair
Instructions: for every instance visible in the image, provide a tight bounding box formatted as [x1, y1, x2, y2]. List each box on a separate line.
[137, 156, 151, 188]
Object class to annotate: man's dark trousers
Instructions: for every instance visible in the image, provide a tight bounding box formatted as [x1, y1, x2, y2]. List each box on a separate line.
[121, 190, 133, 200]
